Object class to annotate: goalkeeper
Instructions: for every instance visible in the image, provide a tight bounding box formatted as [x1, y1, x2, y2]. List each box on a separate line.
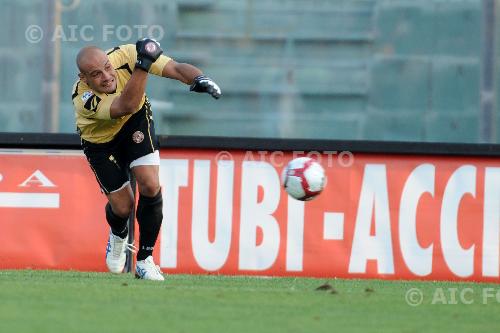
[71, 38, 221, 280]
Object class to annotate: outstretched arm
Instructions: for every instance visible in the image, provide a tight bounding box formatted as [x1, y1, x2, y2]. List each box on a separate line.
[162, 60, 202, 84]
[162, 61, 221, 99]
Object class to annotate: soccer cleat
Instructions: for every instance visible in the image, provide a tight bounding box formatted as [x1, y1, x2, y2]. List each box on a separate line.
[105, 229, 137, 274]
[135, 256, 164, 281]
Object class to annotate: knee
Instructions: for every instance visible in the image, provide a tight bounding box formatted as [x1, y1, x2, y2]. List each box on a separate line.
[110, 197, 134, 218]
[138, 179, 160, 197]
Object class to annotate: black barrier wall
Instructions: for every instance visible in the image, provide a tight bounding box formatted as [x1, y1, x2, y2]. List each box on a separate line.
[0, 133, 499, 157]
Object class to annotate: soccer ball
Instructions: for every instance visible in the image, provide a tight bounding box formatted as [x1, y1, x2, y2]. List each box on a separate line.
[281, 157, 326, 201]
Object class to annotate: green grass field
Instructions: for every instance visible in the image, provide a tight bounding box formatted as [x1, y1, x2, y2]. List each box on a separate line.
[0, 270, 499, 333]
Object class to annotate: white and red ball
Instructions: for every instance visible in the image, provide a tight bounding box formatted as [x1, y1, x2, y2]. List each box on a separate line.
[281, 157, 326, 201]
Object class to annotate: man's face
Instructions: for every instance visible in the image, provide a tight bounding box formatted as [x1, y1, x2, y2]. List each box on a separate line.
[78, 51, 117, 94]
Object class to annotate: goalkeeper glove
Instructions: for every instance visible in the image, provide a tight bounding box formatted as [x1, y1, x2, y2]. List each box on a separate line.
[190, 75, 222, 99]
[135, 38, 163, 72]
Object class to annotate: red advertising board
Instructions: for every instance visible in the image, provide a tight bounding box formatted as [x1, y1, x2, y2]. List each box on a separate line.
[0, 148, 499, 282]
[0, 150, 108, 271]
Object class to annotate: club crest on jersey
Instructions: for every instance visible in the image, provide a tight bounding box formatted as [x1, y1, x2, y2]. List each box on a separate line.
[132, 131, 144, 144]
[81, 91, 94, 103]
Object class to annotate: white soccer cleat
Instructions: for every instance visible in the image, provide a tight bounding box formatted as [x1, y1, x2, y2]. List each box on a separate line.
[105, 230, 136, 274]
[135, 256, 164, 281]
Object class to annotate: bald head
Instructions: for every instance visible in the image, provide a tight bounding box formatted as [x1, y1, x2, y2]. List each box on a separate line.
[76, 46, 106, 73]
[76, 46, 117, 93]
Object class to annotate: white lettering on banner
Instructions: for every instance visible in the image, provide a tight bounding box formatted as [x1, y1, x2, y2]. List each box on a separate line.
[0, 169, 59, 208]
[192, 160, 234, 271]
[159, 159, 189, 268]
[349, 164, 395, 274]
[239, 161, 281, 270]
[483, 167, 500, 277]
[399, 164, 435, 276]
[18, 170, 56, 187]
[157, 157, 499, 279]
[0, 192, 59, 208]
[286, 197, 304, 271]
[323, 212, 345, 240]
[441, 165, 476, 278]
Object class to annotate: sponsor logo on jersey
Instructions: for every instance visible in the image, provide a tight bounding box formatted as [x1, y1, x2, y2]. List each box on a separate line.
[81, 91, 94, 103]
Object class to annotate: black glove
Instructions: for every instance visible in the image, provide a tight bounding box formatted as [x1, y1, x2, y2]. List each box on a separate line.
[190, 75, 222, 99]
[135, 38, 163, 72]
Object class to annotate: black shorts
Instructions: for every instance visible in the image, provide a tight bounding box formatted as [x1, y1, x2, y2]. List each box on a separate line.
[81, 104, 159, 194]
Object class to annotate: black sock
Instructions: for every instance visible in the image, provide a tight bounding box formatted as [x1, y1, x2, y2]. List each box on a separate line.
[136, 190, 163, 261]
[105, 203, 128, 239]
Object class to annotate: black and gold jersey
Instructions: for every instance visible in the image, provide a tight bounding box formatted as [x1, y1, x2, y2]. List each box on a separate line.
[71, 44, 171, 143]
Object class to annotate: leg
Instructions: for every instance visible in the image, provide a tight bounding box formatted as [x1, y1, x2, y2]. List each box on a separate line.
[132, 163, 163, 261]
[86, 173, 135, 274]
[81, 138, 134, 273]
[133, 164, 160, 197]
[102, 182, 136, 274]
[105, 183, 134, 238]
[121, 106, 163, 280]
